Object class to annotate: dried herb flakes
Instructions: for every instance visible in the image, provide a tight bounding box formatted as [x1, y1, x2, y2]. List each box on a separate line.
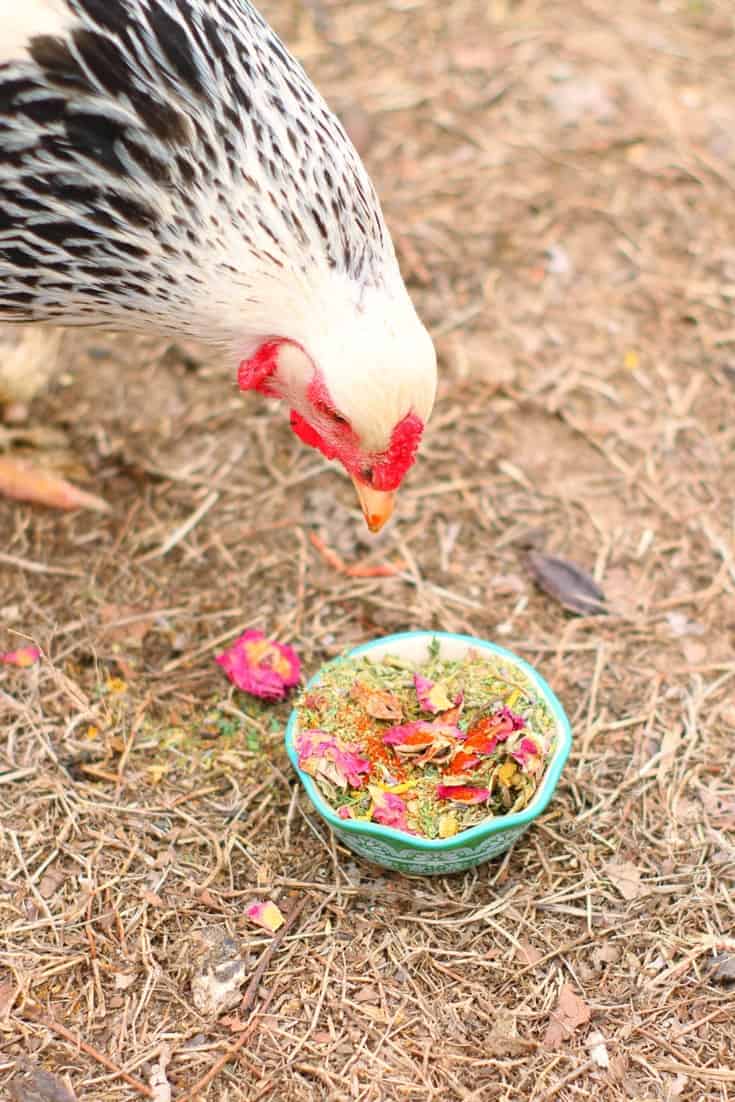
[294, 641, 556, 839]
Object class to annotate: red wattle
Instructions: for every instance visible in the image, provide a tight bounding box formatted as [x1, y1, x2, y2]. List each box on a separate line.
[289, 410, 338, 460]
[238, 339, 282, 396]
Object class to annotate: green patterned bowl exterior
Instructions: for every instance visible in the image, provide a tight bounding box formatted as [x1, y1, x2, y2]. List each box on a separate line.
[285, 632, 572, 876]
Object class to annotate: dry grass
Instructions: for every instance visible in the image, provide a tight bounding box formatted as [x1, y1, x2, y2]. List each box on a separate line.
[2, 0, 735, 1098]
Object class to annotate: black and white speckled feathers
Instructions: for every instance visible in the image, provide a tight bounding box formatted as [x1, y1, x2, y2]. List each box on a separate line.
[0, 0, 396, 347]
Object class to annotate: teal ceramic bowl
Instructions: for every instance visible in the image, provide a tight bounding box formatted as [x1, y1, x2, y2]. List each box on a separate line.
[285, 631, 572, 876]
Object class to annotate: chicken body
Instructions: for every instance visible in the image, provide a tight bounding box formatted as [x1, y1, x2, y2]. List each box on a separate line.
[0, 0, 436, 527]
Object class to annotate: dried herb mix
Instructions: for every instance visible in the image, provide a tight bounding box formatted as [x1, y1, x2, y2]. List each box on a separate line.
[294, 640, 556, 839]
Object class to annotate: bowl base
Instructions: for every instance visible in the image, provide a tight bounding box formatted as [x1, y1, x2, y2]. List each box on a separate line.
[335, 823, 529, 876]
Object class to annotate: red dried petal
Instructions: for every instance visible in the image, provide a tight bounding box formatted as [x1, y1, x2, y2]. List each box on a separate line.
[435, 784, 491, 805]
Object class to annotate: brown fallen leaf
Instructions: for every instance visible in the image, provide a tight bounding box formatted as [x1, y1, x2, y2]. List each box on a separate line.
[350, 681, 403, 721]
[10, 1061, 77, 1102]
[0, 979, 17, 1018]
[99, 604, 154, 647]
[543, 984, 591, 1049]
[592, 942, 620, 969]
[353, 984, 381, 1004]
[485, 1010, 533, 1057]
[604, 860, 645, 901]
[526, 551, 606, 616]
[38, 868, 66, 899]
[220, 1014, 250, 1032]
[516, 939, 543, 967]
[708, 953, 735, 986]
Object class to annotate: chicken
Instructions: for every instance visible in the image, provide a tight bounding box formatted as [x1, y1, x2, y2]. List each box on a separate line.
[0, 0, 436, 531]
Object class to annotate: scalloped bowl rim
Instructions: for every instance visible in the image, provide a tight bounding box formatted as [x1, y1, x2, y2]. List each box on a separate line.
[285, 631, 572, 852]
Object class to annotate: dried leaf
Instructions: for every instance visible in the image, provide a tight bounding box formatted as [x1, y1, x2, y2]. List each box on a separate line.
[604, 860, 645, 901]
[142, 889, 164, 908]
[543, 984, 591, 1049]
[359, 1004, 389, 1024]
[99, 604, 154, 647]
[38, 869, 65, 899]
[10, 1062, 77, 1102]
[189, 928, 248, 1015]
[587, 1029, 610, 1068]
[353, 985, 381, 1004]
[484, 1011, 530, 1057]
[516, 940, 542, 967]
[113, 971, 137, 990]
[0, 979, 17, 1018]
[350, 680, 403, 720]
[592, 942, 620, 968]
[526, 551, 606, 615]
[708, 952, 735, 986]
[220, 1014, 250, 1032]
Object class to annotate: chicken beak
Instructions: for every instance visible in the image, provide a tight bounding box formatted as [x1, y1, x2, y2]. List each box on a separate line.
[351, 478, 396, 533]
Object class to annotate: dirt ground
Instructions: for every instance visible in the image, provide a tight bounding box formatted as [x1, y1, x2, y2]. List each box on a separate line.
[2, 0, 735, 1099]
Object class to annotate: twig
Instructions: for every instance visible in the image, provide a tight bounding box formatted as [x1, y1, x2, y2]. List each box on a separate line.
[308, 532, 404, 577]
[0, 550, 83, 577]
[18, 1005, 154, 1098]
[179, 895, 308, 1101]
[533, 1058, 595, 1101]
[139, 490, 219, 561]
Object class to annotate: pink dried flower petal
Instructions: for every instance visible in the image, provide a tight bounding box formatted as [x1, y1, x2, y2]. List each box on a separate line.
[371, 789, 412, 832]
[296, 729, 370, 789]
[246, 900, 284, 933]
[0, 646, 40, 668]
[413, 674, 453, 714]
[495, 706, 526, 731]
[511, 734, 546, 773]
[383, 720, 462, 746]
[215, 630, 300, 700]
[436, 784, 491, 805]
[337, 805, 354, 820]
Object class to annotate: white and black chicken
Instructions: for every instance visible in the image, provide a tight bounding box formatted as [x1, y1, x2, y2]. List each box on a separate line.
[0, 0, 436, 530]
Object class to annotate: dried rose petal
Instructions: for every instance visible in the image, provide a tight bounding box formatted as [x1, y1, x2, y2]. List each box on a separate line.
[413, 674, 453, 714]
[296, 729, 370, 789]
[383, 720, 462, 747]
[463, 706, 526, 754]
[246, 900, 284, 933]
[436, 784, 491, 805]
[216, 630, 300, 700]
[337, 805, 354, 820]
[0, 646, 40, 668]
[511, 733, 546, 773]
[370, 787, 412, 832]
[446, 749, 482, 776]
